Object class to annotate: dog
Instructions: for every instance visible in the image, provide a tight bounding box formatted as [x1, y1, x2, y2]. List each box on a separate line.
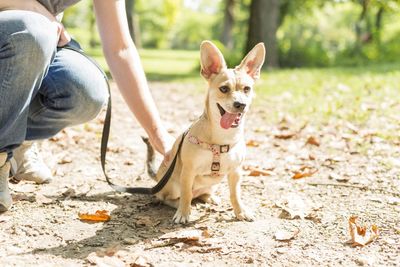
[145, 41, 265, 224]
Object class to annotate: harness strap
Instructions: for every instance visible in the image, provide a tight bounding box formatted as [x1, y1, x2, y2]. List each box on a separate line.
[187, 134, 230, 176]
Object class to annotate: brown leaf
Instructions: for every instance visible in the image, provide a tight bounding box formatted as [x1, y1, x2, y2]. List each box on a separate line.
[159, 229, 205, 242]
[248, 167, 274, 177]
[135, 216, 160, 227]
[132, 256, 152, 267]
[243, 165, 275, 176]
[275, 193, 314, 219]
[35, 193, 53, 205]
[58, 156, 72, 164]
[348, 216, 379, 246]
[78, 210, 110, 222]
[246, 140, 261, 147]
[306, 136, 320, 146]
[86, 252, 125, 267]
[274, 131, 297, 140]
[292, 166, 318, 179]
[274, 228, 300, 241]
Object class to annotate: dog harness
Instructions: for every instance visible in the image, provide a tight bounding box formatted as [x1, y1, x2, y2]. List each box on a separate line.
[187, 134, 231, 176]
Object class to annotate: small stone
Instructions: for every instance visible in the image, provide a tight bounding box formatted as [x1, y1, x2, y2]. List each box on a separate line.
[123, 237, 139, 245]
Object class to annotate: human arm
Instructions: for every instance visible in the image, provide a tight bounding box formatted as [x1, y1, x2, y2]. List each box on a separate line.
[93, 0, 174, 156]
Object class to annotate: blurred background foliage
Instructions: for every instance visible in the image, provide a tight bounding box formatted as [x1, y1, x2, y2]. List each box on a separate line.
[63, 0, 400, 69]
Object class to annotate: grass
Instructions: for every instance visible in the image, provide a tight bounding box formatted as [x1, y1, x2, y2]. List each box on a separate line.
[256, 64, 400, 124]
[85, 48, 400, 140]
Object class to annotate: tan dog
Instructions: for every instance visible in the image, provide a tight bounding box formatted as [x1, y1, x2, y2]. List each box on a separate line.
[146, 41, 265, 224]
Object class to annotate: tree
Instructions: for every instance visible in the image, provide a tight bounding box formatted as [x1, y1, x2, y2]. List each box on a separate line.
[126, 0, 142, 47]
[221, 0, 235, 49]
[246, 0, 280, 68]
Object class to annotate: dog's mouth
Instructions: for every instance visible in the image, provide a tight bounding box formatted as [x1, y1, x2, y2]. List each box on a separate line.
[217, 103, 242, 129]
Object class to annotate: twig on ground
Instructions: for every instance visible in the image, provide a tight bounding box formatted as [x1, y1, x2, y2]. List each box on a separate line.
[307, 183, 400, 197]
[307, 182, 367, 189]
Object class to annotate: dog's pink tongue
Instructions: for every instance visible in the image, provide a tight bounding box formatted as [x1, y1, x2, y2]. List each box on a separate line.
[220, 112, 239, 129]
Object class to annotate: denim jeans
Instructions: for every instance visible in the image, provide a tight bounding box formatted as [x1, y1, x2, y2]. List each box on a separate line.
[0, 10, 109, 157]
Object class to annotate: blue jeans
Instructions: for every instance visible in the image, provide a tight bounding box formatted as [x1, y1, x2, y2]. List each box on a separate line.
[0, 10, 109, 157]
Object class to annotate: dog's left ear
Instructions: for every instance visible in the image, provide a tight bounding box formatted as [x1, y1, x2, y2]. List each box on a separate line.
[200, 41, 227, 79]
[236, 43, 266, 80]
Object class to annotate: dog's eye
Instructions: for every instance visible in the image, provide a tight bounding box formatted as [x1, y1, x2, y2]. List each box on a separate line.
[219, 86, 230, 94]
[243, 86, 251, 93]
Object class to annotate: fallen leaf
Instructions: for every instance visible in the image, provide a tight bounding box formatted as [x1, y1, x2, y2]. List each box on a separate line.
[124, 160, 134, 166]
[95, 243, 121, 257]
[135, 216, 160, 227]
[274, 131, 297, 140]
[159, 229, 205, 242]
[246, 140, 261, 147]
[306, 136, 320, 146]
[78, 210, 110, 222]
[329, 172, 350, 182]
[11, 184, 37, 193]
[35, 193, 53, 205]
[243, 165, 275, 176]
[292, 166, 318, 179]
[275, 193, 314, 219]
[348, 216, 379, 246]
[86, 252, 125, 267]
[58, 156, 72, 164]
[62, 188, 76, 198]
[345, 122, 359, 134]
[248, 167, 274, 177]
[132, 256, 152, 267]
[150, 229, 210, 249]
[274, 228, 300, 241]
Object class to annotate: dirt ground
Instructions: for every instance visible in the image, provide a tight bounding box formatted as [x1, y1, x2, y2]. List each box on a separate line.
[0, 82, 399, 267]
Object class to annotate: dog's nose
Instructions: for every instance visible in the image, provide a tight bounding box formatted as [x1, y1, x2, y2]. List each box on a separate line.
[233, 101, 246, 111]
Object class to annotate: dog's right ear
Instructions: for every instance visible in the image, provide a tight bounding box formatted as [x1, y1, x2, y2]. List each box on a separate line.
[200, 41, 227, 80]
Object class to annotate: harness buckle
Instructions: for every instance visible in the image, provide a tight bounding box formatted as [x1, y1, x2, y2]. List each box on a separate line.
[211, 162, 220, 171]
[220, 145, 230, 153]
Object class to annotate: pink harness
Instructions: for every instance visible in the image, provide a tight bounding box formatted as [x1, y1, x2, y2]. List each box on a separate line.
[187, 134, 231, 176]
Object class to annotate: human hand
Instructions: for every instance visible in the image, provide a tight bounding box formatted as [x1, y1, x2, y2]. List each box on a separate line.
[148, 128, 175, 163]
[54, 22, 71, 47]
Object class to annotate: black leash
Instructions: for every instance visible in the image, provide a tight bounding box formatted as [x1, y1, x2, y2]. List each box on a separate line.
[63, 41, 184, 195]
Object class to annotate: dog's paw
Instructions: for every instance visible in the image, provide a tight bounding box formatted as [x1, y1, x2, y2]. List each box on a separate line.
[235, 209, 255, 222]
[173, 210, 190, 224]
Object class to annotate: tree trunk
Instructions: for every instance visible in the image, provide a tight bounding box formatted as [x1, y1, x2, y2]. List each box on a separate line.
[89, 2, 96, 48]
[375, 6, 384, 44]
[221, 0, 235, 50]
[125, 0, 142, 47]
[246, 0, 280, 68]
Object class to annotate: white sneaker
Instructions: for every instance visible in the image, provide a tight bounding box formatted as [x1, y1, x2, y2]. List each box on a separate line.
[10, 141, 52, 184]
[0, 152, 12, 212]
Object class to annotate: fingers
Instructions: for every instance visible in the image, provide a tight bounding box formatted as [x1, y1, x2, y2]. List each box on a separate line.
[53, 22, 71, 47]
[58, 26, 71, 47]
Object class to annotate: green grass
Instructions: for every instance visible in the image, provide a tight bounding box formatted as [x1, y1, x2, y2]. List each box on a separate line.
[139, 49, 199, 81]
[256, 63, 400, 124]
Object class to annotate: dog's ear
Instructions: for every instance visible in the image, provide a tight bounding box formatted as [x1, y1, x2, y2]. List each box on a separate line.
[236, 43, 266, 80]
[200, 41, 227, 79]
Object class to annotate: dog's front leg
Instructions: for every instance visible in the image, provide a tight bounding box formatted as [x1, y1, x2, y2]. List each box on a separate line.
[228, 168, 254, 221]
[173, 166, 195, 224]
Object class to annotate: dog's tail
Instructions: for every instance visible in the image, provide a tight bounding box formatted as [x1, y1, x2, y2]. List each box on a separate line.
[141, 136, 157, 180]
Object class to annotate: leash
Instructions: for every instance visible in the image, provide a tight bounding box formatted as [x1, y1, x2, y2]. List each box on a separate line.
[63, 41, 184, 195]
